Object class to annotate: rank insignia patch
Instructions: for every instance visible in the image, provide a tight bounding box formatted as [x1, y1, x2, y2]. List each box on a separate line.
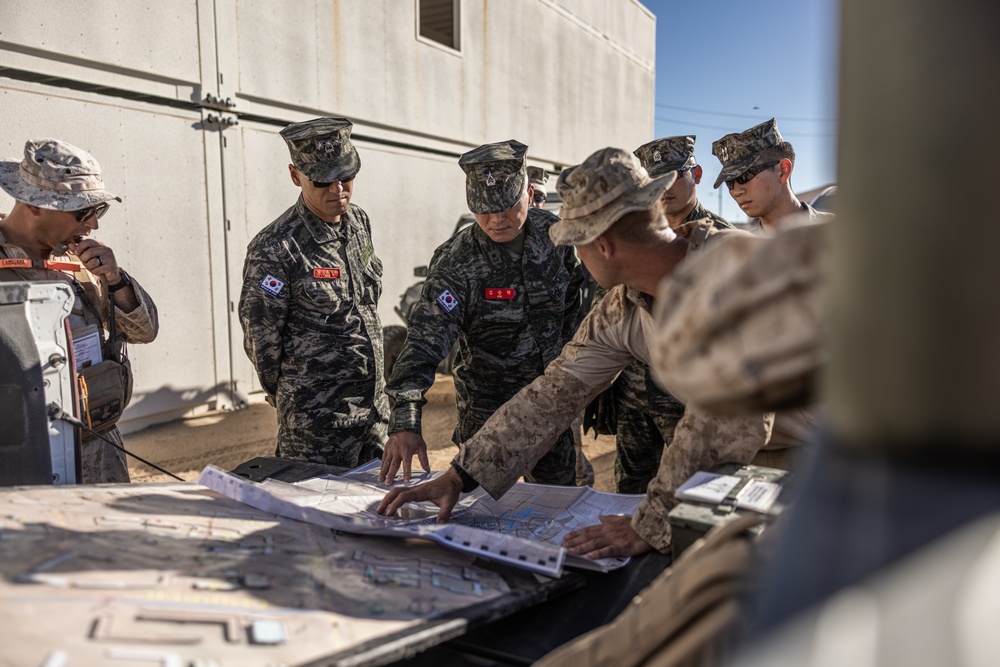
[485, 288, 515, 300]
[436, 289, 459, 313]
[260, 274, 285, 296]
[313, 267, 341, 280]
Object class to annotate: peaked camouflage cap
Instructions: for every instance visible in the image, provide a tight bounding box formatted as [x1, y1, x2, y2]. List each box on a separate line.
[280, 117, 360, 183]
[459, 140, 528, 214]
[526, 165, 548, 185]
[550, 147, 676, 247]
[711, 118, 784, 189]
[0, 138, 121, 211]
[634, 135, 697, 177]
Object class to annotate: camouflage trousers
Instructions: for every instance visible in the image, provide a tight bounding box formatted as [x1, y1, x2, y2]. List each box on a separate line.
[276, 421, 387, 469]
[81, 427, 130, 484]
[613, 361, 685, 495]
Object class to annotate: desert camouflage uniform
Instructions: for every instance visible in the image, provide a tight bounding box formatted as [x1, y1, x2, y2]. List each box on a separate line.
[239, 197, 388, 467]
[0, 232, 159, 483]
[386, 207, 584, 485]
[453, 221, 775, 552]
[610, 201, 734, 494]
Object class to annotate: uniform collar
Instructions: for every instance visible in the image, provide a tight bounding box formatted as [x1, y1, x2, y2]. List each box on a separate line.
[296, 195, 352, 244]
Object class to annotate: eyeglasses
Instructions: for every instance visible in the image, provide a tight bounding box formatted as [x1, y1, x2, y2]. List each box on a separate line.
[310, 176, 354, 189]
[532, 193, 547, 204]
[74, 202, 110, 223]
[676, 167, 693, 176]
[725, 160, 781, 190]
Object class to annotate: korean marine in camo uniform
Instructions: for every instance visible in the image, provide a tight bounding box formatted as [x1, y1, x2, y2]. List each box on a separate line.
[239, 117, 388, 468]
[379, 140, 584, 486]
[379, 147, 776, 560]
[712, 119, 833, 460]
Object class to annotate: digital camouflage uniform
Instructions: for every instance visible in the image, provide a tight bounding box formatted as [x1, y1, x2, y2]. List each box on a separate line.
[386, 141, 584, 485]
[239, 118, 388, 468]
[601, 136, 735, 494]
[454, 219, 774, 552]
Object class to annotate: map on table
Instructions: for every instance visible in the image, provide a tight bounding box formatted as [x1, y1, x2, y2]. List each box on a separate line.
[198, 461, 644, 577]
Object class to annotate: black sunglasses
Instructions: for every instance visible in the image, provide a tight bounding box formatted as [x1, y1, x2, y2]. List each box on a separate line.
[310, 176, 354, 189]
[532, 193, 547, 204]
[726, 160, 781, 190]
[74, 202, 110, 223]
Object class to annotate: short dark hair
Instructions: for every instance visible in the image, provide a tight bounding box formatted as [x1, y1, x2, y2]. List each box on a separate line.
[758, 141, 795, 164]
[608, 200, 668, 244]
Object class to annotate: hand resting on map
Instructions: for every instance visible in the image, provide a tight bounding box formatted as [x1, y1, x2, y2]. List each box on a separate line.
[377, 466, 464, 523]
[562, 515, 653, 559]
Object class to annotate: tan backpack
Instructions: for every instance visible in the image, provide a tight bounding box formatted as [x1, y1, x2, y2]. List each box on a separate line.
[536, 514, 767, 667]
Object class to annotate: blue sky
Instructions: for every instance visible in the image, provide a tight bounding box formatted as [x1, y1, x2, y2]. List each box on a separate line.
[640, 0, 840, 221]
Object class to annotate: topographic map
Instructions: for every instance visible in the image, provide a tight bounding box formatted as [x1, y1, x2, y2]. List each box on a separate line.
[199, 461, 644, 576]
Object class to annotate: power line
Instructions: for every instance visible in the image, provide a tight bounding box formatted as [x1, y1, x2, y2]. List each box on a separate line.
[655, 116, 837, 138]
[655, 102, 837, 123]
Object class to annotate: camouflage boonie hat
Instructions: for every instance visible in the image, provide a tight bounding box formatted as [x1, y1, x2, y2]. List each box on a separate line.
[459, 140, 528, 215]
[711, 118, 784, 189]
[280, 117, 360, 183]
[0, 138, 122, 211]
[550, 147, 677, 247]
[634, 135, 697, 177]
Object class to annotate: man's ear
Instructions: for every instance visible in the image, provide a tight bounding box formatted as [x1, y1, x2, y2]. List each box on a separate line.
[597, 233, 615, 259]
[778, 158, 793, 185]
[693, 164, 703, 185]
[288, 164, 303, 187]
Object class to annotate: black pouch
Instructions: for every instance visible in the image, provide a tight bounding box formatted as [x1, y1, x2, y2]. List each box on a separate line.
[582, 387, 617, 438]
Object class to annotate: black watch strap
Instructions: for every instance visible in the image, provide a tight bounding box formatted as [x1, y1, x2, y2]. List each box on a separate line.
[450, 461, 480, 494]
[107, 269, 133, 293]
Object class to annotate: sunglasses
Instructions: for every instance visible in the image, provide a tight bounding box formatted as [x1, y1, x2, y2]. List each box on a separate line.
[532, 193, 547, 204]
[725, 160, 781, 190]
[310, 176, 354, 189]
[74, 202, 110, 223]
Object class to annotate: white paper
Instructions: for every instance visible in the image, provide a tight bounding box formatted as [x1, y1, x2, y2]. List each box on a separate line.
[71, 324, 102, 370]
[198, 461, 644, 577]
[735, 480, 781, 513]
[675, 471, 741, 504]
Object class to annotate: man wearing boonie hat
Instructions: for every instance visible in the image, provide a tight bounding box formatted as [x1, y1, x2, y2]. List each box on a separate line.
[379, 140, 584, 488]
[239, 117, 390, 468]
[378, 147, 774, 561]
[712, 118, 829, 233]
[584, 136, 736, 495]
[526, 165, 549, 208]
[0, 138, 159, 483]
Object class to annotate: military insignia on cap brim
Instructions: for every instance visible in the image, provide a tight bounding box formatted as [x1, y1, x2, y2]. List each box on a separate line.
[315, 137, 342, 154]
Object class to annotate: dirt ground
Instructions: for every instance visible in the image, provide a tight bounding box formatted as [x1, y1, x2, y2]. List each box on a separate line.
[127, 374, 619, 492]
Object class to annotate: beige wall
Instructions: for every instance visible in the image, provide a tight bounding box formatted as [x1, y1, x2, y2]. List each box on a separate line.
[0, 0, 656, 428]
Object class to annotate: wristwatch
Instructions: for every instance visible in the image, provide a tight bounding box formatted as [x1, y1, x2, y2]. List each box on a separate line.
[107, 269, 133, 293]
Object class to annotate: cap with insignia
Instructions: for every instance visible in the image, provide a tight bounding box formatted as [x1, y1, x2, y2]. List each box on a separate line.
[633, 135, 697, 177]
[526, 165, 548, 186]
[711, 118, 784, 189]
[280, 117, 360, 183]
[549, 147, 677, 247]
[459, 140, 528, 214]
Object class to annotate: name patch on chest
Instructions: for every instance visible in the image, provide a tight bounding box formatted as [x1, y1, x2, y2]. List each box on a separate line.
[485, 288, 515, 300]
[313, 267, 341, 280]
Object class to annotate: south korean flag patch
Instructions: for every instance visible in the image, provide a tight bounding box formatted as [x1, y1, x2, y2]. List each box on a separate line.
[436, 289, 459, 313]
[259, 274, 286, 296]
